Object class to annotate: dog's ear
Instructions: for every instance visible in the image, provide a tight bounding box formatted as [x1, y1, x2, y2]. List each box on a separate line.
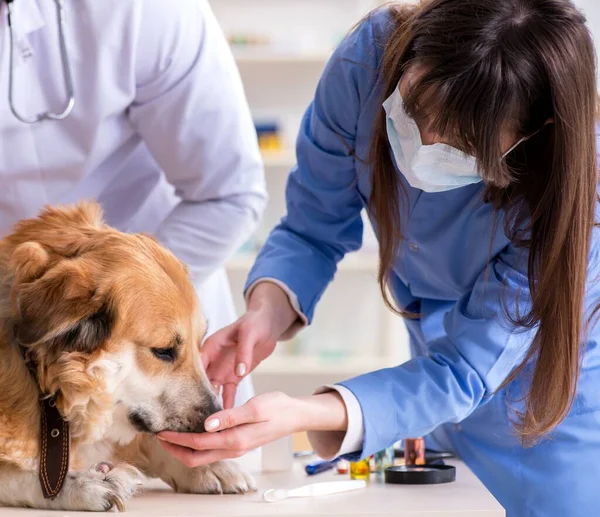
[49, 302, 114, 354]
[14, 258, 114, 353]
[6, 202, 105, 258]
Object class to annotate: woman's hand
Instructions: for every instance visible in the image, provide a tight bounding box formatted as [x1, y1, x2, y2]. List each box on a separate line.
[157, 391, 348, 468]
[201, 283, 299, 408]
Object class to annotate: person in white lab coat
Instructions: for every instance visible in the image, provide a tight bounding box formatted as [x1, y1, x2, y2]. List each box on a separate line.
[0, 0, 266, 406]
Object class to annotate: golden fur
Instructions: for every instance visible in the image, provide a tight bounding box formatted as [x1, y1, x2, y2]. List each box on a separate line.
[0, 202, 254, 511]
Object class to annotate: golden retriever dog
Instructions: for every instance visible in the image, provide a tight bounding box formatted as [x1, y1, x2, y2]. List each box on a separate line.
[0, 202, 255, 511]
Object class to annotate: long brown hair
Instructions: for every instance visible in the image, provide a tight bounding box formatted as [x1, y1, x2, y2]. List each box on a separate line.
[369, 0, 599, 441]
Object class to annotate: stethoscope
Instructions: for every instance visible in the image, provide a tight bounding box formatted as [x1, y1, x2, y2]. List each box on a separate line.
[5, 0, 74, 123]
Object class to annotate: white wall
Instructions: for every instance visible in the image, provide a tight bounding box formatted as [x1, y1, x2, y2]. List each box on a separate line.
[574, 0, 600, 85]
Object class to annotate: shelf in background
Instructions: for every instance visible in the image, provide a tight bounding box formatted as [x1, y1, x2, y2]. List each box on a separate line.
[233, 47, 332, 65]
[226, 252, 379, 272]
[255, 355, 396, 375]
[252, 355, 402, 398]
[261, 149, 296, 168]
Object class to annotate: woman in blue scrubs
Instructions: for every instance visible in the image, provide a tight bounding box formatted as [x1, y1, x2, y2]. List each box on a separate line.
[159, 1, 600, 515]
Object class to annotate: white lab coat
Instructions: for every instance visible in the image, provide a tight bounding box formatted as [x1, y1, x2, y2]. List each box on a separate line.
[0, 0, 267, 406]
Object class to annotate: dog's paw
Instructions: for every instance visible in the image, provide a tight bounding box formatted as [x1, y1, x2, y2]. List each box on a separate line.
[57, 462, 144, 512]
[204, 461, 257, 495]
[173, 461, 256, 495]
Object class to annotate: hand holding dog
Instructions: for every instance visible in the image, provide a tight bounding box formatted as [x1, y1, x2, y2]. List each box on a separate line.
[170, 282, 349, 468]
[202, 283, 299, 408]
[157, 391, 348, 467]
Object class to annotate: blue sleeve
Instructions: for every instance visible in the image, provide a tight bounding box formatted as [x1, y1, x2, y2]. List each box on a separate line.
[339, 242, 535, 458]
[244, 19, 380, 321]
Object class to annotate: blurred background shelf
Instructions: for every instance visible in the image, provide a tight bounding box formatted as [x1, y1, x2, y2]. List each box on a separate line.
[226, 252, 379, 272]
[261, 149, 296, 169]
[256, 356, 395, 375]
[253, 356, 398, 397]
[233, 48, 332, 65]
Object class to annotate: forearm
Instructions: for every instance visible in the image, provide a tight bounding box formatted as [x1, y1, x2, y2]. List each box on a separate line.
[280, 392, 350, 461]
[296, 392, 349, 433]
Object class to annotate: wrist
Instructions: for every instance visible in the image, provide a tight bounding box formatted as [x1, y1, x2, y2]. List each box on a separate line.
[247, 282, 298, 337]
[296, 392, 348, 434]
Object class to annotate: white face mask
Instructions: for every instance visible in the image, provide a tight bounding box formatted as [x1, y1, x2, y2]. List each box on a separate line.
[383, 87, 528, 193]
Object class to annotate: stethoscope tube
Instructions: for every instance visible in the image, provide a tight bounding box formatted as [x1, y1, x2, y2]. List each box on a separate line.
[6, 0, 75, 123]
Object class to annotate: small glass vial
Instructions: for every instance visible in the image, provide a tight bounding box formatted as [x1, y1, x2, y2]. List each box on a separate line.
[350, 458, 371, 481]
[336, 459, 349, 475]
[373, 446, 395, 473]
[404, 437, 426, 466]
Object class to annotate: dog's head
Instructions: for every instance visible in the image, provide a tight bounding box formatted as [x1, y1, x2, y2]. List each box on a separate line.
[1, 202, 221, 443]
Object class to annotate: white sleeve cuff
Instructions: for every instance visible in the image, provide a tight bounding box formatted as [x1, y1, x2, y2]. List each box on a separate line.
[307, 385, 365, 460]
[245, 278, 308, 340]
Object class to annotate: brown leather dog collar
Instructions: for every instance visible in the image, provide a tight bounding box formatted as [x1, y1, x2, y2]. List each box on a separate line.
[19, 345, 70, 499]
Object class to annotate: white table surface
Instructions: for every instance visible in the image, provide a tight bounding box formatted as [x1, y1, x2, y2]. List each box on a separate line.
[2, 453, 504, 517]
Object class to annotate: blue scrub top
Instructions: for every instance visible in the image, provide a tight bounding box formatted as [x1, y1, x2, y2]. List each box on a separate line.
[246, 8, 600, 517]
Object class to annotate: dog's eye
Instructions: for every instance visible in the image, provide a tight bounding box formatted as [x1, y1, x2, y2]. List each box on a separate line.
[151, 347, 177, 362]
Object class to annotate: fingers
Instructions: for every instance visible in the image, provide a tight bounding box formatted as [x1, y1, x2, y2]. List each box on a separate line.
[158, 421, 259, 456]
[158, 440, 248, 468]
[201, 314, 274, 401]
[157, 402, 261, 450]
[157, 394, 297, 468]
[222, 383, 237, 410]
[201, 323, 237, 369]
[234, 325, 259, 382]
[160, 403, 259, 447]
[204, 324, 258, 396]
[208, 401, 263, 432]
[202, 322, 248, 391]
[159, 428, 241, 451]
[205, 348, 239, 395]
